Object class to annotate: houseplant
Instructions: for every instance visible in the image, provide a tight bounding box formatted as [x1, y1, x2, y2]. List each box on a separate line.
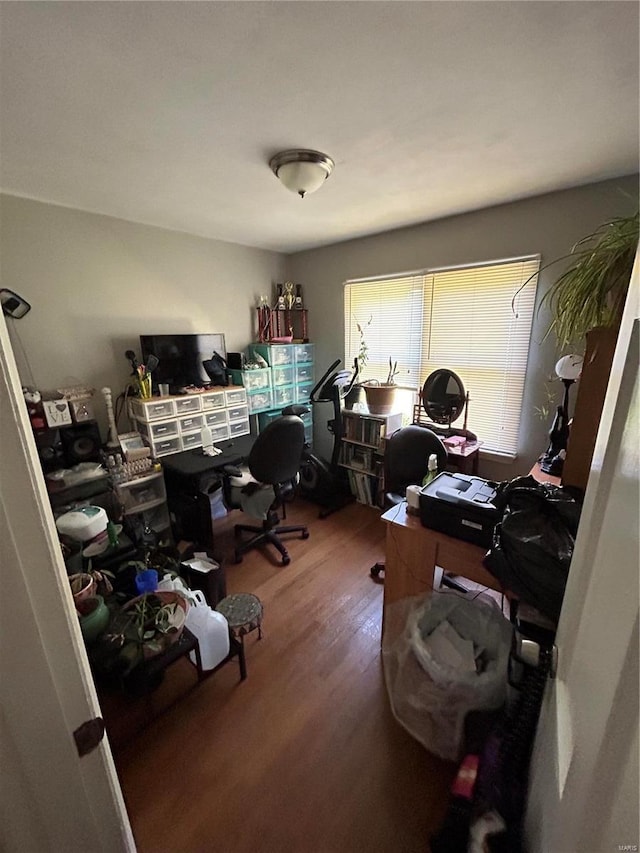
[362, 358, 400, 415]
[520, 210, 638, 347]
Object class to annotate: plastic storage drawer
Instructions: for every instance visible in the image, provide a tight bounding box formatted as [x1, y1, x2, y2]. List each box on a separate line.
[204, 409, 228, 428]
[179, 413, 204, 433]
[257, 411, 281, 431]
[227, 403, 249, 422]
[210, 423, 230, 442]
[181, 431, 203, 450]
[229, 419, 250, 438]
[271, 365, 294, 387]
[294, 364, 314, 384]
[130, 397, 176, 422]
[251, 343, 294, 366]
[273, 385, 296, 408]
[225, 387, 247, 406]
[246, 390, 272, 414]
[294, 343, 314, 364]
[229, 368, 271, 391]
[147, 436, 182, 458]
[202, 390, 226, 410]
[136, 418, 179, 441]
[174, 396, 202, 415]
[295, 382, 315, 405]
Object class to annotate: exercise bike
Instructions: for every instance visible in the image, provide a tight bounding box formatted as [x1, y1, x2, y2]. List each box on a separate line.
[284, 357, 359, 518]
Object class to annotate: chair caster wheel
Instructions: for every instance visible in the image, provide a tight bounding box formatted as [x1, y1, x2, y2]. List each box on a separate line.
[281, 555, 291, 566]
[301, 530, 310, 539]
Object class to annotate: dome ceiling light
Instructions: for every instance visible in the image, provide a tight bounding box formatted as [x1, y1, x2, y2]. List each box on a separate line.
[269, 149, 334, 198]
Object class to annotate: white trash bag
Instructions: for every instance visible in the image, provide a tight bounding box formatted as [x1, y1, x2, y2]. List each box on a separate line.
[382, 590, 512, 761]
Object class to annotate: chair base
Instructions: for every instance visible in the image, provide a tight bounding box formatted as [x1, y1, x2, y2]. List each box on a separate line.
[234, 521, 309, 566]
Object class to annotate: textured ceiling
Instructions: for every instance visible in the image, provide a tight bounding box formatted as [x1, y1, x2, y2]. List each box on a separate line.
[1, 1, 638, 253]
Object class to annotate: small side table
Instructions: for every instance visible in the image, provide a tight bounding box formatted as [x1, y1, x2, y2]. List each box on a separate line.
[216, 593, 263, 681]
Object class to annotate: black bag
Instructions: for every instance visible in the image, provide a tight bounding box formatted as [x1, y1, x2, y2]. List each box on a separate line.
[202, 351, 229, 387]
[483, 476, 582, 623]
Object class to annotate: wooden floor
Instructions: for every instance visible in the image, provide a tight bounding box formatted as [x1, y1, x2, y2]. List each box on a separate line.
[111, 498, 456, 853]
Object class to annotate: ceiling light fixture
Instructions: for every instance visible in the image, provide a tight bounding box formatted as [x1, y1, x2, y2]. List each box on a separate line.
[269, 149, 334, 198]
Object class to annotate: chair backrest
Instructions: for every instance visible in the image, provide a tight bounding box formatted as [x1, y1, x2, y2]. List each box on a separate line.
[247, 415, 305, 486]
[384, 425, 447, 501]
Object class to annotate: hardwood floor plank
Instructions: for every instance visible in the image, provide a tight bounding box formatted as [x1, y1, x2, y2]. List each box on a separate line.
[113, 499, 455, 852]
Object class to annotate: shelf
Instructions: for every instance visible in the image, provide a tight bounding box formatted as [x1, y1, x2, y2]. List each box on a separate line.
[122, 496, 166, 516]
[341, 438, 383, 451]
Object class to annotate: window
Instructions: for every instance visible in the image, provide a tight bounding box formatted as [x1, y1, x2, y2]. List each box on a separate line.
[344, 256, 540, 458]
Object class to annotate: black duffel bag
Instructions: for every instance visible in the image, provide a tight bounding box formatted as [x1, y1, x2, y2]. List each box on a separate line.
[483, 475, 582, 623]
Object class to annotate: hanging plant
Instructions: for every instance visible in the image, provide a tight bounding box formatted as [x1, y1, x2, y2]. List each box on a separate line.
[513, 211, 638, 348]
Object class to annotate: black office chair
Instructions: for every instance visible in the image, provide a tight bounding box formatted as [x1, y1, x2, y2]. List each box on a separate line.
[370, 425, 448, 581]
[222, 415, 309, 566]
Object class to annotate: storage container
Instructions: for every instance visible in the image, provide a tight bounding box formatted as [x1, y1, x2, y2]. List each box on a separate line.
[129, 397, 176, 422]
[251, 343, 294, 366]
[136, 417, 180, 441]
[209, 423, 230, 442]
[174, 395, 202, 415]
[204, 409, 228, 428]
[225, 387, 247, 406]
[179, 413, 204, 433]
[147, 436, 182, 458]
[181, 431, 203, 450]
[293, 343, 314, 364]
[294, 363, 314, 384]
[229, 419, 250, 438]
[273, 385, 296, 408]
[295, 381, 315, 405]
[229, 368, 271, 391]
[202, 390, 226, 410]
[271, 365, 294, 387]
[227, 403, 249, 422]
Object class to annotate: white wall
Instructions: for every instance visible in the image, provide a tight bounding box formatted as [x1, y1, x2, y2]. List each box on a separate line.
[0, 195, 286, 437]
[287, 175, 639, 480]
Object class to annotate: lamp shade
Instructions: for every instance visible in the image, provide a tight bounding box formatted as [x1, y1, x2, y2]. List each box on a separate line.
[555, 354, 583, 381]
[269, 149, 334, 198]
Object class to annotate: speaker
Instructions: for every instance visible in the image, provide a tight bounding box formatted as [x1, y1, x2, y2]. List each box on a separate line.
[60, 422, 102, 465]
[34, 429, 66, 472]
[227, 352, 243, 370]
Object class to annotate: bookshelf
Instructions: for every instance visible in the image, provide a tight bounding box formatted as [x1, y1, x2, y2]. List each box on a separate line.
[339, 410, 403, 507]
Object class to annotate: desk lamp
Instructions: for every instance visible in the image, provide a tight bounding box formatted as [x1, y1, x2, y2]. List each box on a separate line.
[540, 354, 583, 475]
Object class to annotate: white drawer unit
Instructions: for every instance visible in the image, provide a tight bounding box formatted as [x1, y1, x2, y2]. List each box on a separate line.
[210, 423, 230, 442]
[227, 403, 249, 422]
[174, 395, 202, 415]
[225, 387, 247, 406]
[136, 417, 180, 441]
[130, 397, 177, 422]
[115, 470, 167, 515]
[229, 419, 250, 438]
[179, 413, 204, 433]
[204, 409, 228, 428]
[181, 431, 203, 450]
[147, 436, 182, 458]
[202, 390, 226, 410]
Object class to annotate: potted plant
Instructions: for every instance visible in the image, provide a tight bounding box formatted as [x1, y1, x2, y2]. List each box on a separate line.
[344, 316, 372, 410]
[68, 562, 114, 606]
[362, 358, 400, 415]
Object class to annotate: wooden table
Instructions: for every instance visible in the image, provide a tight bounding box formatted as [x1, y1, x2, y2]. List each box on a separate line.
[381, 502, 506, 635]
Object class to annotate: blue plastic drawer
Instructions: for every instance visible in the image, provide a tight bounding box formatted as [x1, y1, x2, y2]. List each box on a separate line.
[251, 343, 294, 366]
[229, 368, 271, 391]
[271, 365, 294, 387]
[293, 343, 314, 364]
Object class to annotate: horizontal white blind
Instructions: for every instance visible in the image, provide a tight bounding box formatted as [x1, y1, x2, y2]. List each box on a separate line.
[344, 275, 424, 387]
[344, 256, 540, 457]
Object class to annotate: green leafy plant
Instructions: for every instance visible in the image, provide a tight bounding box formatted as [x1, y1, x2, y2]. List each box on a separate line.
[515, 211, 638, 348]
[355, 315, 372, 373]
[386, 358, 399, 385]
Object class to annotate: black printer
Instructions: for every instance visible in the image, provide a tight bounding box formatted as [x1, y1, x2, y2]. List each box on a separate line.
[419, 472, 500, 547]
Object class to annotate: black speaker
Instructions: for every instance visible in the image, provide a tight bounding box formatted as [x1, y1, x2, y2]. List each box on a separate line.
[60, 422, 102, 465]
[227, 352, 243, 370]
[34, 429, 66, 472]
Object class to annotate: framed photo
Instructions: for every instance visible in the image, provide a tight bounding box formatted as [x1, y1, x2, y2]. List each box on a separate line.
[43, 399, 72, 428]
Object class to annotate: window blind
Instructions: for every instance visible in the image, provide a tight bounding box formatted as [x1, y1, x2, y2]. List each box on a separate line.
[344, 256, 540, 458]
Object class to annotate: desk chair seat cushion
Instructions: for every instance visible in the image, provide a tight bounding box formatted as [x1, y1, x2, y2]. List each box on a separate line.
[226, 467, 276, 520]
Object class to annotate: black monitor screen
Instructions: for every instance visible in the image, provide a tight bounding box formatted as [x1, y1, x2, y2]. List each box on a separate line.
[140, 334, 226, 392]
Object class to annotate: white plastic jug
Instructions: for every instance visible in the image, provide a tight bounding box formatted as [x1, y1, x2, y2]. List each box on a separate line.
[184, 590, 230, 670]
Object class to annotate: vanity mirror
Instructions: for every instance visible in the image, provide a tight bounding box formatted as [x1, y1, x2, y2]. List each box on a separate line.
[415, 368, 477, 440]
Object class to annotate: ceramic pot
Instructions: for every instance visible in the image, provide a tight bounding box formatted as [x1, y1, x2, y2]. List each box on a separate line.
[363, 383, 397, 415]
[69, 572, 96, 604]
[78, 595, 110, 644]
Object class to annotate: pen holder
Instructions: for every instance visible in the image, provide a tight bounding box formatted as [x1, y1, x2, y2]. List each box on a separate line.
[136, 376, 152, 399]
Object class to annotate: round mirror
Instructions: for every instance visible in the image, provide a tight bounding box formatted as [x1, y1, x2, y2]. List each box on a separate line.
[422, 369, 466, 425]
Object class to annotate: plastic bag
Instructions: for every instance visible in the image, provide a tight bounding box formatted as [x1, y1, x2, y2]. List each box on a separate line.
[383, 591, 512, 761]
[201, 351, 229, 387]
[483, 475, 582, 623]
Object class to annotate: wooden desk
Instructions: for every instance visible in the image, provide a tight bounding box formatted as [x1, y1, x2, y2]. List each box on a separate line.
[381, 502, 505, 634]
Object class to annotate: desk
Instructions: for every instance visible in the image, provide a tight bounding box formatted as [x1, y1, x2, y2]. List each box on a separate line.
[381, 502, 506, 635]
[162, 434, 255, 550]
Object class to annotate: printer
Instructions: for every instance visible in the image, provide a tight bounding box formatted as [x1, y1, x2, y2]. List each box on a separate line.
[419, 472, 500, 547]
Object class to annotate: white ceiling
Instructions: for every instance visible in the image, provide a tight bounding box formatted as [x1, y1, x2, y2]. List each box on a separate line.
[1, 2, 638, 254]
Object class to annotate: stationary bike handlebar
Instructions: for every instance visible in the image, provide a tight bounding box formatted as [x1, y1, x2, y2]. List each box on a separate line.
[308, 358, 359, 403]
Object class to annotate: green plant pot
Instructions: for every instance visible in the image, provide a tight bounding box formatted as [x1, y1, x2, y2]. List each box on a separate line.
[78, 595, 110, 644]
